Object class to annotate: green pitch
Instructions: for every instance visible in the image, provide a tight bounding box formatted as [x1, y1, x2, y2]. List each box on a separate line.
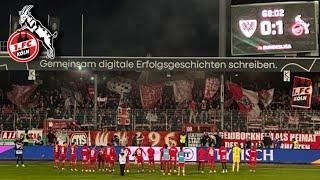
[0, 162, 319, 180]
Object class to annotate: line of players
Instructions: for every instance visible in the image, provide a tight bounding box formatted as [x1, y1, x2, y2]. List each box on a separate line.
[53, 141, 257, 175]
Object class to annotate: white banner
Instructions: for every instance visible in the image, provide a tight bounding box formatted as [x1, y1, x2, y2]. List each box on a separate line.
[17, 129, 43, 142]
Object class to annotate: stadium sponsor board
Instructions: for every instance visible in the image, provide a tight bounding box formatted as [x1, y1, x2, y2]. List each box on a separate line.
[127, 146, 197, 162]
[90, 131, 179, 147]
[188, 132, 320, 149]
[0, 146, 319, 164]
[0, 56, 319, 72]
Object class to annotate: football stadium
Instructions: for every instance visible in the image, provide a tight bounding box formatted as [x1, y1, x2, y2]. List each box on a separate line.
[0, 0, 320, 180]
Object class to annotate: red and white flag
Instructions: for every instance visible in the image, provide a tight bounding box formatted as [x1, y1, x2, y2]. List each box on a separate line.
[292, 76, 312, 109]
[227, 83, 260, 117]
[173, 80, 194, 103]
[117, 107, 130, 125]
[140, 83, 163, 109]
[7, 84, 37, 106]
[259, 88, 274, 108]
[204, 77, 220, 99]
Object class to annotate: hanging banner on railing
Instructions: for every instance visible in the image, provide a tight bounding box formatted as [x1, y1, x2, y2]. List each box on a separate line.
[292, 76, 313, 109]
[188, 132, 320, 150]
[90, 131, 179, 147]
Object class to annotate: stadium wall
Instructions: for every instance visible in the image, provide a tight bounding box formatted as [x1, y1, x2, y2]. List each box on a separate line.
[0, 146, 319, 164]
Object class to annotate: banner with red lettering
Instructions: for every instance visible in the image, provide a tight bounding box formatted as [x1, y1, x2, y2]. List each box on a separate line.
[90, 131, 179, 147]
[173, 80, 194, 103]
[117, 107, 130, 125]
[292, 76, 312, 109]
[204, 77, 220, 99]
[188, 132, 320, 149]
[140, 84, 164, 109]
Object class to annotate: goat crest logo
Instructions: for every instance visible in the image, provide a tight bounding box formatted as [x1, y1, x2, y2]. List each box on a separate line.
[7, 5, 57, 63]
[239, 19, 257, 38]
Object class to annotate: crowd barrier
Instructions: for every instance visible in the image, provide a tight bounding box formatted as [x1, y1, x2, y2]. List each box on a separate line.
[0, 146, 319, 164]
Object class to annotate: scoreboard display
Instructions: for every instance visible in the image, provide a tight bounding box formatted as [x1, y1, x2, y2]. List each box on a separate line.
[231, 1, 319, 56]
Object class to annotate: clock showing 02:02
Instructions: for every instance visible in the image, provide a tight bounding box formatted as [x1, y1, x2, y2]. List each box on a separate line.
[231, 1, 319, 56]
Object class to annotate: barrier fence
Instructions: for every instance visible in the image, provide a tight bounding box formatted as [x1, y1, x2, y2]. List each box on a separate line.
[1, 109, 320, 132]
[1, 130, 320, 149]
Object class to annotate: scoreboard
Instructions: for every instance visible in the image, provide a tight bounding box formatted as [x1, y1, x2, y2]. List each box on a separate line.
[231, 1, 319, 55]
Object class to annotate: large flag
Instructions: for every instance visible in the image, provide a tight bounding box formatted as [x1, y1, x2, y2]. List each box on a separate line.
[7, 84, 37, 107]
[172, 80, 194, 103]
[292, 76, 312, 109]
[204, 77, 220, 99]
[259, 88, 274, 108]
[117, 107, 130, 125]
[107, 77, 132, 95]
[140, 83, 164, 109]
[227, 83, 260, 117]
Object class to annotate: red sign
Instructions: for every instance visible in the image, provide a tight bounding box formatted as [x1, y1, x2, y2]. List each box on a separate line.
[7, 30, 39, 63]
[90, 131, 179, 147]
[292, 76, 312, 109]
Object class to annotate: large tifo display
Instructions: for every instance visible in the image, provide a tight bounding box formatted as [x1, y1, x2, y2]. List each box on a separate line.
[231, 1, 319, 55]
[0, 146, 319, 164]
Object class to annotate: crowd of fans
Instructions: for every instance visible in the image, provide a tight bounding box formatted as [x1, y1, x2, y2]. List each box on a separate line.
[0, 72, 319, 133]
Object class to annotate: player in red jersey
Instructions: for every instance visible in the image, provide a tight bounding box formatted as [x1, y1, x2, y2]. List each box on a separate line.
[219, 144, 228, 173]
[207, 143, 216, 173]
[134, 145, 146, 173]
[198, 145, 207, 173]
[147, 145, 155, 173]
[109, 144, 117, 173]
[97, 146, 105, 171]
[160, 145, 165, 172]
[169, 143, 178, 173]
[81, 144, 90, 172]
[70, 142, 77, 171]
[104, 143, 112, 172]
[123, 145, 131, 173]
[249, 145, 257, 172]
[53, 141, 60, 169]
[60, 142, 68, 170]
[90, 145, 97, 172]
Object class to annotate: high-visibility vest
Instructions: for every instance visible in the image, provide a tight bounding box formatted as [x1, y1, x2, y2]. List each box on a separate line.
[293, 140, 299, 149]
[180, 135, 186, 143]
[21, 133, 28, 143]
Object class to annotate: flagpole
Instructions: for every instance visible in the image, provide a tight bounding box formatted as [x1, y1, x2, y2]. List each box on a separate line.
[94, 74, 98, 129]
[81, 13, 84, 57]
[9, 14, 12, 35]
[219, 0, 230, 131]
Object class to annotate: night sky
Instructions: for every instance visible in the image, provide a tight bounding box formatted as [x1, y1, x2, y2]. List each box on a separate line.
[0, 0, 302, 57]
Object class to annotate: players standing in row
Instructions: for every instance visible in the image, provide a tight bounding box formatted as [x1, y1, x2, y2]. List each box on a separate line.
[51, 141, 258, 174]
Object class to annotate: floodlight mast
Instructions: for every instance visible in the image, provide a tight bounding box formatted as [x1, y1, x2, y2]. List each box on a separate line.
[219, 0, 230, 131]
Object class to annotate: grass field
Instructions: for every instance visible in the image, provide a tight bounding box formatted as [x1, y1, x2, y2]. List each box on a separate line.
[0, 162, 319, 180]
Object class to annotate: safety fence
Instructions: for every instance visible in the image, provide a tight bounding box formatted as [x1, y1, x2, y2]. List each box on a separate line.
[1, 109, 320, 132]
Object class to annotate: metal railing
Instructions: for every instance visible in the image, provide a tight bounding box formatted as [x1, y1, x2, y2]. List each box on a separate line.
[0, 41, 7, 53]
[1, 109, 320, 132]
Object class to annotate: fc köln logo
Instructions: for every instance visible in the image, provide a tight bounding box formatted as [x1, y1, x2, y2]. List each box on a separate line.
[7, 5, 57, 63]
[7, 30, 39, 63]
[239, 19, 257, 38]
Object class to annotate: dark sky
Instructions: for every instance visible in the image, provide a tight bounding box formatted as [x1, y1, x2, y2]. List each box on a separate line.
[1, 0, 220, 56]
[0, 0, 313, 56]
